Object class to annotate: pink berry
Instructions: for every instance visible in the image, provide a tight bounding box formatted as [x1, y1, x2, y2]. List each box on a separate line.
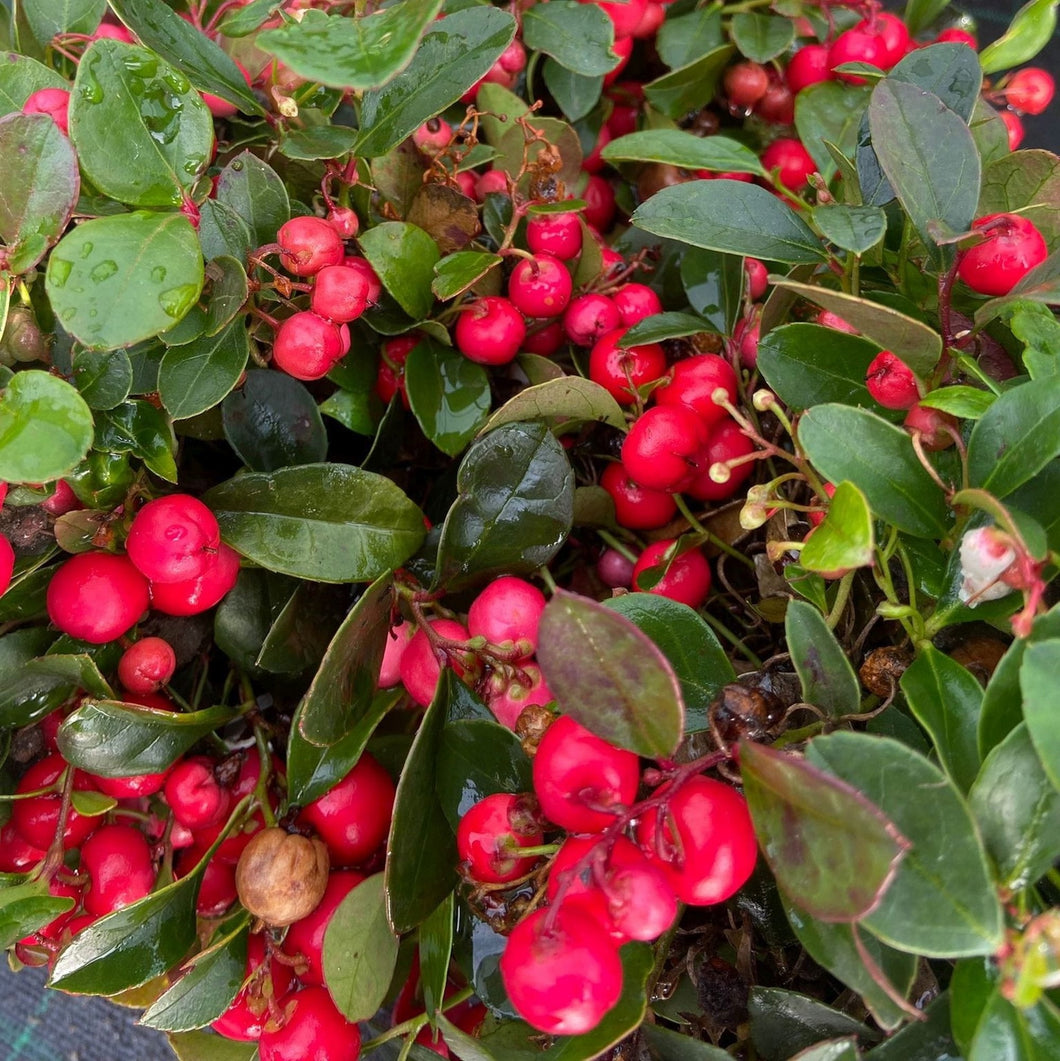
[563, 293, 621, 348]
[865, 350, 921, 410]
[904, 403, 957, 451]
[467, 576, 546, 655]
[118, 636, 177, 694]
[47, 551, 149, 643]
[277, 216, 345, 276]
[744, 258, 769, 300]
[273, 311, 350, 380]
[212, 932, 295, 1042]
[583, 175, 617, 230]
[457, 792, 544, 884]
[999, 109, 1025, 151]
[0, 534, 13, 598]
[631, 539, 712, 609]
[22, 87, 70, 135]
[486, 662, 554, 730]
[378, 620, 416, 688]
[310, 264, 371, 324]
[935, 27, 977, 49]
[526, 212, 583, 260]
[164, 757, 231, 830]
[399, 618, 471, 708]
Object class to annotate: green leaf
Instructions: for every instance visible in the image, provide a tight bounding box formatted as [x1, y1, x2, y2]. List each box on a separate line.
[542, 59, 602, 122]
[57, 701, 235, 777]
[794, 82, 871, 180]
[797, 404, 950, 538]
[1021, 640, 1060, 794]
[96, 399, 177, 482]
[969, 991, 1060, 1060]
[537, 590, 684, 757]
[807, 732, 1004, 957]
[358, 222, 439, 321]
[0, 640, 104, 729]
[323, 873, 399, 1023]
[970, 723, 1060, 892]
[0, 881, 75, 950]
[220, 369, 327, 472]
[632, 179, 827, 264]
[889, 42, 982, 122]
[0, 55, 68, 117]
[204, 464, 426, 584]
[967, 375, 1060, 497]
[767, 278, 942, 374]
[198, 199, 253, 262]
[679, 247, 744, 334]
[72, 348, 133, 411]
[22, 0, 105, 44]
[107, 0, 264, 115]
[655, 8, 724, 70]
[868, 79, 980, 267]
[479, 376, 627, 437]
[406, 339, 491, 457]
[0, 370, 93, 483]
[435, 421, 574, 592]
[813, 205, 887, 254]
[432, 251, 502, 301]
[979, 0, 1058, 74]
[870, 992, 959, 1060]
[622, 311, 714, 345]
[355, 7, 516, 159]
[640, 1026, 732, 1061]
[159, 320, 249, 421]
[69, 40, 213, 206]
[742, 745, 908, 925]
[256, 581, 350, 674]
[730, 13, 795, 63]
[756, 323, 882, 410]
[140, 920, 248, 1032]
[900, 646, 982, 793]
[257, 1, 441, 90]
[643, 44, 735, 120]
[46, 210, 204, 350]
[979, 150, 1060, 251]
[601, 129, 764, 176]
[603, 593, 735, 733]
[0, 113, 79, 272]
[918, 385, 995, 419]
[385, 673, 457, 934]
[785, 599, 862, 717]
[167, 1030, 259, 1061]
[420, 892, 454, 1020]
[279, 124, 359, 162]
[522, 1, 617, 77]
[904, 0, 951, 34]
[213, 152, 290, 248]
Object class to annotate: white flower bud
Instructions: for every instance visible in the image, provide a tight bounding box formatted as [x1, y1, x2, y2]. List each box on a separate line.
[958, 526, 1016, 605]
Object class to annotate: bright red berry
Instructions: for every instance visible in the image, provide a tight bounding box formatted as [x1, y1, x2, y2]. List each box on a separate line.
[212, 932, 295, 1042]
[455, 296, 526, 365]
[467, 576, 546, 656]
[744, 258, 769, 300]
[522, 319, 567, 356]
[865, 350, 921, 410]
[259, 986, 362, 1061]
[118, 636, 177, 694]
[272, 311, 350, 380]
[612, 283, 662, 326]
[342, 257, 382, 306]
[685, 418, 757, 502]
[621, 404, 710, 493]
[310, 264, 372, 323]
[935, 27, 977, 48]
[563, 293, 621, 347]
[786, 44, 832, 94]
[164, 756, 231, 830]
[816, 309, 859, 334]
[11, 754, 98, 851]
[507, 254, 573, 318]
[23, 88, 71, 134]
[957, 213, 1048, 296]
[0, 534, 13, 598]
[277, 216, 345, 276]
[457, 793, 544, 884]
[1006, 67, 1055, 115]
[583, 175, 617, 230]
[126, 494, 221, 585]
[80, 824, 157, 916]
[47, 551, 149, 643]
[600, 461, 677, 530]
[588, 327, 667, 404]
[999, 109, 1025, 151]
[760, 137, 816, 191]
[526, 211, 583, 260]
[631, 539, 712, 609]
[149, 543, 240, 616]
[398, 618, 471, 709]
[283, 870, 366, 986]
[653, 353, 739, 429]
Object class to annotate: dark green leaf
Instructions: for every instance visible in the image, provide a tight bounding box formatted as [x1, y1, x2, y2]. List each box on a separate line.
[256, 580, 350, 674]
[794, 81, 871, 179]
[0, 628, 67, 726]
[740, 740, 909, 922]
[797, 404, 950, 538]
[979, 0, 1058, 74]
[435, 421, 573, 591]
[72, 348, 133, 410]
[359, 222, 439, 321]
[679, 247, 744, 334]
[967, 375, 1060, 497]
[971, 99, 1011, 168]
[204, 464, 426, 584]
[46, 211, 204, 350]
[0, 882, 75, 950]
[538, 590, 684, 757]
[522, 1, 617, 77]
[323, 873, 399, 1022]
[108, 0, 263, 115]
[22, 0, 105, 44]
[889, 42, 982, 121]
[654, 8, 724, 70]
[216, 568, 297, 670]
[870, 991, 959, 1060]
[420, 892, 455, 1020]
[198, 199, 253, 262]
[0, 55, 68, 116]
[813, 205, 887, 254]
[220, 369, 327, 472]
[601, 129, 764, 175]
[167, 1030, 259, 1061]
[202, 257, 249, 337]
[406, 339, 491, 457]
[785, 599, 862, 716]
[632, 180, 828, 264]
[96, 399, 177, 482]
[279, 123, 358, 162]
[1021, 639, 1060, 793]
[807, 732, 1004, 956]
[57, 701, 235, 777]
[730, 13, 795, 63]
[643, 44, 735, 119]
[903, 0, 951, 35]
[748, 987, 878, 1060]
[868, 79, 980, 267]
[969, 991, 1060, 1060]
[0, 370, 93, 482]
[479, 376, 627, 436]
[69, 40, 213, 206]
[432, 251, 502, 301]
[640, 1025, 732, 1061]
[604, 593, 735, 733]
[900, 646, 982, 793]
[979, 150, 1060, 251]
[622, 311, 714, 345]
[355, 7, 516, 159]
[542, 60, 602, 122]
[213, 152, 290, 248]
[159, 320, 249, 421]
[970, 723, 1060, 892]
[385, 673, 457, 934]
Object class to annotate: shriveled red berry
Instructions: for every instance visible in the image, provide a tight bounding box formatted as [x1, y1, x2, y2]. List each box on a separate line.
[164, 756, 231, 830]
[457, 793, 544, 884]
[631, 539, 712, 609]
[957, 213, 1048, 296]
[47, 551, 149, 643]
[118, 636, 177, 694]
[126, 494, 220, 584]
[277, 216, 345, 276]
[865, 350, 921, 410]
[455, 296, 525, 365]
[80, 824, 157, 916]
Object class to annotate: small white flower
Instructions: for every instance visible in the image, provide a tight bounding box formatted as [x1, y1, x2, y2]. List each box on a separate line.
[958, 526, 1017, 605]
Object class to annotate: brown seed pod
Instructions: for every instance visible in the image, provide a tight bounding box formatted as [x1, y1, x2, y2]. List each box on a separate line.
[235, 826, 330, 928]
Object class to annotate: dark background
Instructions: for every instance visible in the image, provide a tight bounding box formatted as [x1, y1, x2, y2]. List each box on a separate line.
[1, 3, 1056, 1059]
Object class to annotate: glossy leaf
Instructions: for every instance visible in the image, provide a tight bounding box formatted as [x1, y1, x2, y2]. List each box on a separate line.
[601, 129, 764, 175]
[604, 593, 735, 733]
[740, 740, 908, 922]
[633, 179, 828, 264]
[813, 205, 887, 254]
[979, 150, 1060, 250]
[889, 42, 982, 121]
[542, 59, 602, 122]
[96, 399, 177, 482]
[204, 464, 426, 584]
[167, 1030, 259, 1061]
[643, 44, 735, 120]
[69, 40, 213, 206]
[979, 0, 1058, 73]
[46, 211, 204, 350]
[22, 0, 105, 42]
[622, 311, 714, 345]
[57, 701, 235, 777]
[967, 375, 1060, 498]
[0, 370, 93, 483]
[435, 421, 573, 591]
[355, 7, 516, 159]
[767, 278, 941, 373]
[801, 482, 875, 576]
[432, 251, 502, 301]
[197, 199, 253, 262]
[969, 991, 1060, 1060]
[72, 348, 133, 411]
[655, 8, 723, 69]
[479, 376, 627, 437]
[679, 247, 744, 334]
[217, 0, 281, 37]
[970, 723, 1060, 892]
[522, 1, 617, 77]
[385, 673, 457, 934]
[640, 1026, 732, 1061]
[220, 369, 327, 472]
[1021, 640, 1060, 794]
[870, 992, 959, 1060]
[359, 222, 440, 321]
[807, 732, 1004, 956]
[918, 385, 995, 419]
[406, 339, 491, 456]
[785, 599, 862, 717]
[731, 13, 795, 62]
[420, 892, 455, 1021]
[159, 320, 249, 421]
[0, 54, 68, 116]
[213, 152, 290, 247]
[256, 580, 350, 674]
[539, 590, 684, 757]
[795, 81, 872, 179]
[748, 987, 878, 1059]
[900, 646, 982, 793]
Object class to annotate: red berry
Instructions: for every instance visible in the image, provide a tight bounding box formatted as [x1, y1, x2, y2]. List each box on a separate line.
[342, 256, 382, 306]
[0, 821, 44, 872]
[326, 206, 360, 239]
[47, 551, 149, 643]
[277, 216, 345, 277]
[283, 870, 366, 986]
[40, 479, 82, 516]
[117, 636, 177, 694]
[828, 28, 886, 83]
[957, 213, 1048, 296]
[212, 932, 295, 1042]
[412, 116, 452, 156]
[11, 753, 98, 851]
[507, 254, 573, 318]
[455, 296, 525, 365]
[164, 756, 231, 830]
[273, 310, 350, 380]
[522, 319, 567, 356]
[149, 543, 240, 616]
[587, 0, 648, 38]
[299, 752, 395, 867]
[583, 175, 617, 230]
[485, 662, 554, 730]
[0, 533, 13, 598]
[467, 576, 546, 655]
[600, 461, 677, 530]
[903, 402, 957, 451]
[588, 327, 667, 404]
[760, 137, 816, 191]
[816, 309, 859, 334]
[399, 618, 471, 709]
[865, 350, 921, 410]
[378, 620, 415, 688]
[786, 44, 832, 94]
[80, 824, 157, 916]
[631, 539, 712, 609]
[865, 12, 910, 68]
[563, 293, 621, 347]
[258, 986, 361, 1061]
[526, 212, 583, 260]
[621, 405, 710, 493]
[754, 73, 795, 125]
[500, 903, 623, 1035]
[310, 264, 371, 323]
[532, 714, 640, 833]
[94, 765, 171, 800]
[935, 27, 977, 48]
[999, 109, 1025, 151]
[176, 844, 238, 916]
[685, 418, 757, 502]
[744, 258, 768, 300]
[724, 61, 770, 107]
[612, 283, 662, 326]
[126, 494, 221, 585]
[636, 775, 757, 905]
[22, 87, 70, 135]
[457, 793, 544, 884]
[654, 353, 739, 429]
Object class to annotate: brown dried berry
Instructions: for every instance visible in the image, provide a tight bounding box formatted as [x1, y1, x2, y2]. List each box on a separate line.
[710, 683, 784, 746]
[235, 827, 330, 928]
[949, 635, 1008, 685]
[859, 646, 912, 698]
